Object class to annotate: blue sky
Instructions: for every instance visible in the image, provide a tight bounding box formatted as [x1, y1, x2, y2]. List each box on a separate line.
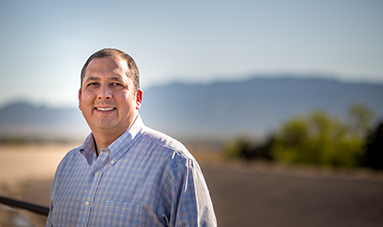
[0, 0, 382, 108]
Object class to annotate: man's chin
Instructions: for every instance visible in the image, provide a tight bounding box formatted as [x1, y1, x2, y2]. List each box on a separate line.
[90, 121, 118, 131]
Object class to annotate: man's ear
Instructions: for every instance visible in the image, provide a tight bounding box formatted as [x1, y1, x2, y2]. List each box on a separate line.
[78, 89, 82, 111]
[135, 89, 143, 110]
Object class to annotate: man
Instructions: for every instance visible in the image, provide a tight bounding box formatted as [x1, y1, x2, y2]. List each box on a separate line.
[46, 48, 217, 226]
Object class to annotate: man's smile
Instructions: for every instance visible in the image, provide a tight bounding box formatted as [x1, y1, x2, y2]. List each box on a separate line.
[95, 107, 116, 111]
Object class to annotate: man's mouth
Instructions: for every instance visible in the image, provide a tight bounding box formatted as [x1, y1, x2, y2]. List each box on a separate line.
[95, 107, 116, 111]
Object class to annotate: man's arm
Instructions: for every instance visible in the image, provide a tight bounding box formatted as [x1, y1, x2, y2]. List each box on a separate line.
[163, 157, 217, 227]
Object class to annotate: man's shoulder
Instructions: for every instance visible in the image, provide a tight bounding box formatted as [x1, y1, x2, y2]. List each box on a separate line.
[66, 145, 83, 156]
[142, 127, 187, 151]
[57, 145, 83, 165]
[141, 126, 193, 160]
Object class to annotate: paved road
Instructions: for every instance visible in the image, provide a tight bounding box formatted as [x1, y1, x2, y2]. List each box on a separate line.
[202, 164, 383, 227]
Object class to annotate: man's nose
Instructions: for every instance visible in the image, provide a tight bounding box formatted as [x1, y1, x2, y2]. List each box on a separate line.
[97, 84, 112, 99]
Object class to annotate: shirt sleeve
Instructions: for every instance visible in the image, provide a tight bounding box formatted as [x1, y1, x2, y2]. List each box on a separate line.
[162, 156, 217, 227]
[45, 203, 53, 226]
[46, 158, 59, 227]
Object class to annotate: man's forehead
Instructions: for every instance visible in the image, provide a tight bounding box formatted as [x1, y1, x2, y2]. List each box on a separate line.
[84, 75, 128, 82]
[84, 57, 130, 77]
[87, 56, 128, 71]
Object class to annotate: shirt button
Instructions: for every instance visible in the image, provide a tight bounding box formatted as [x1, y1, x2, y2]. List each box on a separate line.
[85, 201, 89, 206]
[110, 160, 115, 164]
[95, 172, 99, 176]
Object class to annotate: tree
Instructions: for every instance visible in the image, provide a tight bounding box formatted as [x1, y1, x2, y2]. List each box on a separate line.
[224, 104, 378, 169]
[271, 110, 363, 167]
[347, 103, 375, 140]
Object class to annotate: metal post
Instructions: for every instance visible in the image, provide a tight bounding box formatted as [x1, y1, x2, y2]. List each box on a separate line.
[0, 196, 49, 216]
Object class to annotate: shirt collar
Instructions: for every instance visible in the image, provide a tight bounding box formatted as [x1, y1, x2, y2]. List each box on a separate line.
[79, 114, 145, 165]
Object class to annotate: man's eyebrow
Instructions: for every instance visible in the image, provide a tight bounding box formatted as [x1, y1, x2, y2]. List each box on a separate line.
[109, 77, 125, 82]
[84, 76, 126, 84]
[84, 76, 100, 82]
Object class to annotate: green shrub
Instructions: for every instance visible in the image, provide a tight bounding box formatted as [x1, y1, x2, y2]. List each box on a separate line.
[271, 110, 366, 168]
[225, 104, 376, 169]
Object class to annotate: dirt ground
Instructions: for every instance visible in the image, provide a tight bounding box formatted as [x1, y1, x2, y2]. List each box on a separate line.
[0, 144, 76, 227]
[1, 144, 383, 227]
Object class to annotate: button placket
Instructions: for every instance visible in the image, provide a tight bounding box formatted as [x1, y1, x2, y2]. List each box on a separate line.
[82, 149, 111, 224]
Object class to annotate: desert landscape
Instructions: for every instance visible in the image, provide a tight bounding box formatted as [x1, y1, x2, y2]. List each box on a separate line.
[1, 143, 383, 227]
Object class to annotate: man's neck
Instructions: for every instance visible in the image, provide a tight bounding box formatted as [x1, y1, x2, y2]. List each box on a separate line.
[91, 114, 138, 156]
[92, 129, 125, 156]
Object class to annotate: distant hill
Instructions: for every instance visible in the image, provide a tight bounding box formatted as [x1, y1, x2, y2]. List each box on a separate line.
[0, 102, 89, 141]
[1, 76, 383, 141]
[140, 77, 383, 139]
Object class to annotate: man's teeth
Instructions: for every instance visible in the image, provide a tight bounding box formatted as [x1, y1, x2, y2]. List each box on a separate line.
[96, 107, 114, 111]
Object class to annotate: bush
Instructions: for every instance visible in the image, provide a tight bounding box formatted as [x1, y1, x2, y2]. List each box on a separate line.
[271, 111, 363, 167]
[224, 136, 274, 161]
[225, 104, 377, 169]
[270, 110, 365, 168]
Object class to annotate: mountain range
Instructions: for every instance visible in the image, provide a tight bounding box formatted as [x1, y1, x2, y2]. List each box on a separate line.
[1, 76, 383, 141]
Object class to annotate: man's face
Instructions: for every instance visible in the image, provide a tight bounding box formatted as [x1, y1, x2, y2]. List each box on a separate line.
[79, 57, 142, 135]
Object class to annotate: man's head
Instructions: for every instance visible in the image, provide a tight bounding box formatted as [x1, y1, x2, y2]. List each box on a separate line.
[81, 48, 140, 93]
[79, 48, 143, 138]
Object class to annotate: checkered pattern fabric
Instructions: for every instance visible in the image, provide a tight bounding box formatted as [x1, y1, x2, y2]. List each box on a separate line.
[46, 115, 217, 226]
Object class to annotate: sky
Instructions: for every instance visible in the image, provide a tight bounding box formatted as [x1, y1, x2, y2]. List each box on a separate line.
[0, 0, 382, 108]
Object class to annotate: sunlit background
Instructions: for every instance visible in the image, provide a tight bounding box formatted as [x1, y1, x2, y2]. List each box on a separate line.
[1, 1, 383, 226]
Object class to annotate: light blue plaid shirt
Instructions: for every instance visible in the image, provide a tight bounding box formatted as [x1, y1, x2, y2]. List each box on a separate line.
[46, 115, 216, 226]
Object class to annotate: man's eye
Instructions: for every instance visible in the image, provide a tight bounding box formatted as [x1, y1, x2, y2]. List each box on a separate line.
[112, 83, 123, 86]
[87, 82, 99, 87]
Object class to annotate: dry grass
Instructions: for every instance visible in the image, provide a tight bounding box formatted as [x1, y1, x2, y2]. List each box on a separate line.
[0, 143, 78, 227]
